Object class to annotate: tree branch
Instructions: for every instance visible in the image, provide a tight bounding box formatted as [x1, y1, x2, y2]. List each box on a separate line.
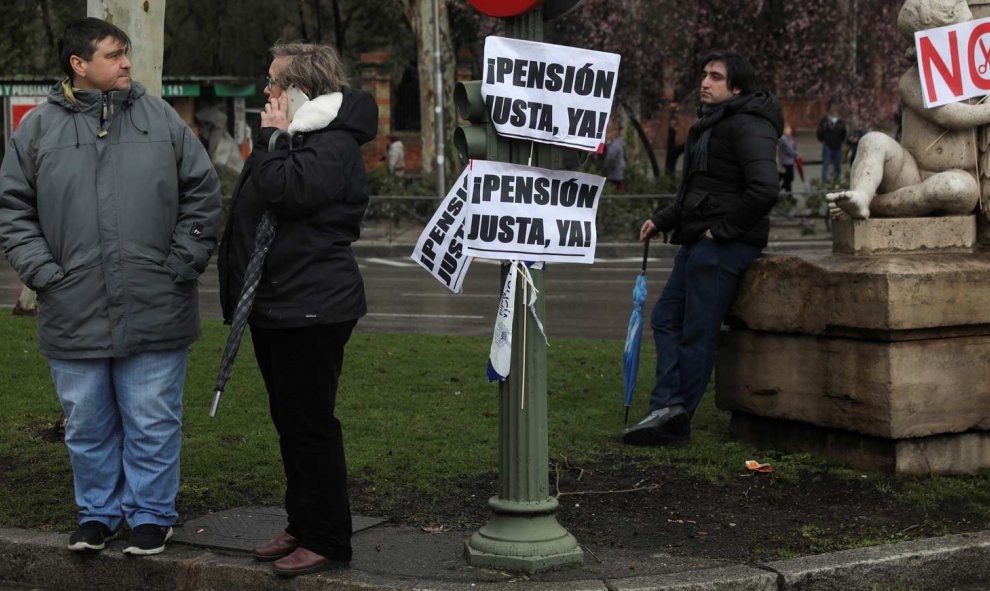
[621, 100, 661, 182]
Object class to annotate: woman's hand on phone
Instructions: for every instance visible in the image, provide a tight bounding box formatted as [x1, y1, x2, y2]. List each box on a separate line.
[262, 95, 289, 131]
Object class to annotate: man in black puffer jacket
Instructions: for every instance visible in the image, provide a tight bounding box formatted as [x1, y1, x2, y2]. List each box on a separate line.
[623, 51, 782, 446]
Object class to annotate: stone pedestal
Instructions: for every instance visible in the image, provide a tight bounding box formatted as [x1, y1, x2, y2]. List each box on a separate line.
[715, 215, 990, 474]
[832, 216, 976, 255]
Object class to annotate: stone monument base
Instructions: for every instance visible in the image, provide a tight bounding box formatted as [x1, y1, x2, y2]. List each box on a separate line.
[729, 412, 990, 476]
[716, 215, 990, 474]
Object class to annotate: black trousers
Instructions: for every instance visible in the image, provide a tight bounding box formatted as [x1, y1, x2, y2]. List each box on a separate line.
[780, 164, 794, 192]
[250, 321, 357, 561]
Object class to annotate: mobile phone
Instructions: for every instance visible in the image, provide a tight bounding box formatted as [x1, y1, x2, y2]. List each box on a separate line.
[285, 85, 309, 122]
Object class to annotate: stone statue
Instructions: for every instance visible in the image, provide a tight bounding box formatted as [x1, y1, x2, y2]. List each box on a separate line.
[827, 0, 983, 219]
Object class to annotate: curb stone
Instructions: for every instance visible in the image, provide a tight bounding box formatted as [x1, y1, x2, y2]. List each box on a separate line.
[764, 530, 990, 591]
[2, 527, 989, 591]
[610, 565, 778, 591]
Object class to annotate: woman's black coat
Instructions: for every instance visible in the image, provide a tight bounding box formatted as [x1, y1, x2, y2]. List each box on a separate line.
[218, 89, 379, 328]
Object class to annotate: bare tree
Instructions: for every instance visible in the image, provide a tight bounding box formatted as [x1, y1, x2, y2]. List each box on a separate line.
[87, 0, 166, 97]
[396, 0, 457, 182]
[38, 0, 59, 65]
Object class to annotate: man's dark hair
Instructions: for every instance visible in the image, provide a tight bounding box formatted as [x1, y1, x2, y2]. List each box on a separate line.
[58, 18, 131, 81]
[701, 51, 759, 95]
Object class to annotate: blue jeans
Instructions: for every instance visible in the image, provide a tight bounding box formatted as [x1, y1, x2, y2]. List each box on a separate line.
[648, 238, 761, 418]
[49, 348, 187, 531]
[821, 145, 842, 182]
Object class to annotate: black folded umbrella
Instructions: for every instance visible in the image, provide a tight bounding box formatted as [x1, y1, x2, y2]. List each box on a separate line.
[210, 211, 276, 417]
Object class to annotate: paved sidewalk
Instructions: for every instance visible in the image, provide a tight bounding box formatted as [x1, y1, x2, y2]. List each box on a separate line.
[1, 518, 989, 590]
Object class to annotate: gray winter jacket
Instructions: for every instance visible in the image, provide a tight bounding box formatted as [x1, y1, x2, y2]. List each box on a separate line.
[0, 80, 221, 359]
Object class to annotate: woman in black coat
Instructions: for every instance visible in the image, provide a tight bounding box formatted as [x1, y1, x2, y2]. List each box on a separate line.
[217, 42, 378, 577]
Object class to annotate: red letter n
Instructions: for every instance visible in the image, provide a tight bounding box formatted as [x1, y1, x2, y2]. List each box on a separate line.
[919, 31, 963, 104]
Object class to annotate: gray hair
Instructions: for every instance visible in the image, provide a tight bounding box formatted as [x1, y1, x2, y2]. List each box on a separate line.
[271, 42, 348, 97]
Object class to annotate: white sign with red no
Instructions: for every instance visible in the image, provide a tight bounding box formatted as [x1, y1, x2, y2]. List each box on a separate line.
[915, 16, 990, 108]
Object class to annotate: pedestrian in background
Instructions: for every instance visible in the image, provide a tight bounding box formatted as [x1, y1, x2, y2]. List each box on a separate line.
[604, 131, 627, 192]
[217, 42, 378, 577]
[0, 17, 221, 555]
[623, 51, 782, 447]
[847, 125, 869, 165]
[386, 134, 405, 176]
[778, 124, 798, 193]
[817, 102, 846, 183]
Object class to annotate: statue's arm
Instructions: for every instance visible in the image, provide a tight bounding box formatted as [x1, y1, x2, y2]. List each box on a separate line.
[902, 69, 990, 129]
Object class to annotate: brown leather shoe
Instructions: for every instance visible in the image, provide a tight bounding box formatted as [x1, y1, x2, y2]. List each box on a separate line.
[273, 547, 348, 577]
[253, 531, 300, 561]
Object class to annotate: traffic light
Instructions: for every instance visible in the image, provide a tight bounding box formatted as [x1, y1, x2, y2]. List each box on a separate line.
[453, 80, 508, 165]
[454, 79, 583, 169]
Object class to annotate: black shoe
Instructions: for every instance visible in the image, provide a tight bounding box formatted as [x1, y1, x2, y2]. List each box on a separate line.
[122, 524, 173, 556]
[67, 521, 118, 551]
[622, 405, 690, 446]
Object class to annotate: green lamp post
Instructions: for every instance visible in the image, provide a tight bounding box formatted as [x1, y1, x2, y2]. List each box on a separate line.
[457, 0, 585, 573]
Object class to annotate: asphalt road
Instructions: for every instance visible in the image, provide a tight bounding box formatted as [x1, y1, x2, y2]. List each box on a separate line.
[0, 253, 673, 341]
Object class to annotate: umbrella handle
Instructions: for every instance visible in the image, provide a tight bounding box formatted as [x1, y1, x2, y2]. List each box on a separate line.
[209, 390, 222, 418]
[641, 239, 650, 273]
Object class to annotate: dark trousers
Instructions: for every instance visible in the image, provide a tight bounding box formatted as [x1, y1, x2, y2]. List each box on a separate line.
[780, 164, 794, 192]
[648, 238, 761, 421]
[821, 145, 842, 182]
[250, 321, 357, 561]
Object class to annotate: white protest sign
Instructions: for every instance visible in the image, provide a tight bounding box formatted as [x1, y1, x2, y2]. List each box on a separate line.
[410, 168, 472, 293]
[481, 36, 621, 151]
[915, 16, 990, 108]
[464, 160, 604, 264]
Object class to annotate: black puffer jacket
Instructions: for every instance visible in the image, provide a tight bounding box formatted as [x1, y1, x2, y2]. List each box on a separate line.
[218, 89, 378, 328]
[651, 92, 783, 248]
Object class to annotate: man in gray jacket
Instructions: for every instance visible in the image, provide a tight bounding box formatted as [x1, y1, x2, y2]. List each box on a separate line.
[0, 18, 220, 556]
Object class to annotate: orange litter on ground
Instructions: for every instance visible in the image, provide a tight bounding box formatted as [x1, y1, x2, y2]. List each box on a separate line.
[744, 460, 773, 474]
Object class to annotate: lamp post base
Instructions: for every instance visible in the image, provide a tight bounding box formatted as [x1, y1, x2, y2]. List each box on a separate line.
[465, 496, 583, 573]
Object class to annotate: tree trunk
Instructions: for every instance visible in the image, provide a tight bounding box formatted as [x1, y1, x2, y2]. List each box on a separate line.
[313, 0, 324, 43]
[38, 0, 58, 68]
[87, 0, 166, 98]
[331, 0, 344, 52]
[297, 0, 309, 41]
[621, 100, 660, 182]
[399, 0, 456, 185]
[836, 0, 857, 90]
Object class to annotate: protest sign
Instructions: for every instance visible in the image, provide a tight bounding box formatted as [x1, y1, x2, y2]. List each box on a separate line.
[481, 36, 620, 151]
[411, 168, 472, 293]
[915, 16, 990, 108]
[464, 160, 603, 264]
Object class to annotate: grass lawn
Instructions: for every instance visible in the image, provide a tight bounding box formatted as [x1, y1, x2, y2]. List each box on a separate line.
[1, 313, 989, 560]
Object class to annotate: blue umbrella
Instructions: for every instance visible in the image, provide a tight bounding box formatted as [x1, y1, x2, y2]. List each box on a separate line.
[623, 241, 650, 424]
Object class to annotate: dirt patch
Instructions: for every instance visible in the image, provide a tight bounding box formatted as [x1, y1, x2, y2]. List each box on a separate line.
[350, 454, 988, 563]
[32, 418, 65, 444]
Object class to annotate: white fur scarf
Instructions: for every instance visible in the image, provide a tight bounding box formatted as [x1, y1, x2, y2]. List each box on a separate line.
[287, 92, 343, 134]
